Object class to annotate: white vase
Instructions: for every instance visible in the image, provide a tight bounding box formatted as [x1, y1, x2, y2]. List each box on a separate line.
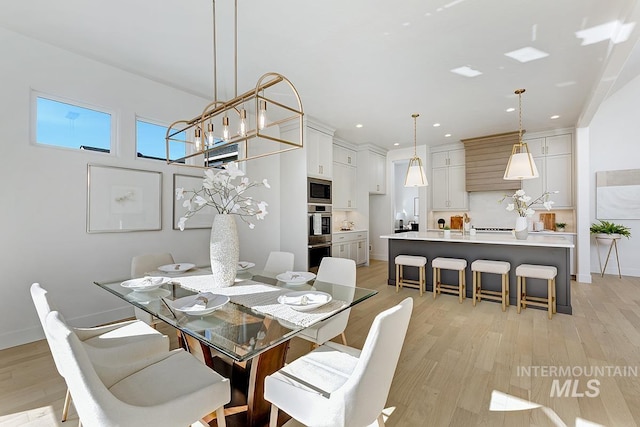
[209, 214, 239, 288]
[514, 217, 529, 240]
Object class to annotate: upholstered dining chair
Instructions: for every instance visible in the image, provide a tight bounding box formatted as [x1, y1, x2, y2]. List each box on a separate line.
[264, 297, 413, 427]
[30, 283, 169, 422]
[263, 251, 295, 275]
[45, 310, 231, 427]
[297, 257, 356, 346]
[130, 252, 175, 326]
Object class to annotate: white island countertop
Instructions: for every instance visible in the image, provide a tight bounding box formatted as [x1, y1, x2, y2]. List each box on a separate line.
[381, 231, 574, 248]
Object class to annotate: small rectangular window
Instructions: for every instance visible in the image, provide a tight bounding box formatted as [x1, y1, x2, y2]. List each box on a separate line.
[136, 119, 186, 162]
[36, 96, 111, 152]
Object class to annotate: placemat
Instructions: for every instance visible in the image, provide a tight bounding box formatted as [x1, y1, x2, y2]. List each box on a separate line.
[174, 276, 346, 328]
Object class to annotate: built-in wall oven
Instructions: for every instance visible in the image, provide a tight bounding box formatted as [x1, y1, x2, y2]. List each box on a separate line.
[308, 204, 332, 273]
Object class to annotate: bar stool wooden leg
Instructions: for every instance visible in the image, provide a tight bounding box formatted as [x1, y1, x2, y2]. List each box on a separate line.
[433, 268, 438, 299]
[458, 270, 464, 303]
[419, 265, 424, 296]
[552, 278, 557, 314]
[395, 264, 400, 293]
[501, 273, 507, 312]
[517, 276, 522, 313]
[547, 278, 553, 319]
[472, 271, 478, 306]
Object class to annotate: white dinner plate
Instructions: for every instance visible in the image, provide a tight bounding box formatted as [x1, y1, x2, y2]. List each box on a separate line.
[171, 293, 230, 316]
[121, 276, 171, 292]
[277, 291, 332, 312]
[127, 288, 171, 303]
[237, 261, 256, 271]
[157, 263, 196, 274]
[276, 271, 316, 285]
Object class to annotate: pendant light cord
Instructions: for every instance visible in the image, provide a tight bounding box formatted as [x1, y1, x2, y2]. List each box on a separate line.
[412, 113, 419, 157]
[515, 88, 525, 143]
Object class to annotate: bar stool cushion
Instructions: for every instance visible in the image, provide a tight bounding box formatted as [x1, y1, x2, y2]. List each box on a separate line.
[395, 255, 427, 267]
[516, 264, 557, 280]
[432, 257, 467, 271]
[471, 260, 510, 275]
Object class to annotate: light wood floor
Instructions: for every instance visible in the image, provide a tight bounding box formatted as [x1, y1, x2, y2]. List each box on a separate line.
[2, 260, 640, 426]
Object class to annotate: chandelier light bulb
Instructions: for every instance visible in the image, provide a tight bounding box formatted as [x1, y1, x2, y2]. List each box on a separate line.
[222, 116, 230, 141]
[207, 122, 214, 147]
[258, 100, 267, 130]
[239, 108, 247, 137]
[194, 127, 203, 151]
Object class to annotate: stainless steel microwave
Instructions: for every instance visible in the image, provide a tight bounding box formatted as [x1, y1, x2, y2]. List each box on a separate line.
[308, 177, 332, 204]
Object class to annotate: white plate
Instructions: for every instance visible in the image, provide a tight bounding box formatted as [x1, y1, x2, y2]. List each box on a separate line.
[121, 276, 171, 292]
[171, 293, 230, 316]
[276, 271, 316, 285]
[157, 263, 196, 274]
[127, 288, 171, 303]
[237, 261, 256, 271]
[277, 291, 332, 312]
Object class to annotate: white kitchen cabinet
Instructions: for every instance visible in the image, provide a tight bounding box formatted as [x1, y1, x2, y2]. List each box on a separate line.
[522, 133, 573, 208]
[431, 148, 468, 210]
[307, 126, 334, 179]
[333, 144, 357, 167]
[368, 151, 386, 194]
[332, 230, 368, 265]
[333, 162, 357, 210]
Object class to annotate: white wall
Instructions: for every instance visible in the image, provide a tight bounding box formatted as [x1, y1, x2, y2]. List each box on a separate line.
[588, 73, 640, 277]
[0, 28, 284, 349]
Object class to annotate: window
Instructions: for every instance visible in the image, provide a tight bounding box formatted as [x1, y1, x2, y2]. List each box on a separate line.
[35, 96, 112, 152]
[136, 119, 188, 162]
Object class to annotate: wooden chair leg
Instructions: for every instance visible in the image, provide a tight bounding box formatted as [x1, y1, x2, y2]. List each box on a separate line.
[517, 276, 522, 313]
[216, 405, 227, 427]
[340, 332, 347, 346]
[377, 413, 385, 426]
[269, 404, 279, 427]
[62, 387, 71, 421]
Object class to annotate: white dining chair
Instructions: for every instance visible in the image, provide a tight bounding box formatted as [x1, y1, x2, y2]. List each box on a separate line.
[131, 252, 175, 326]
[45, 310, 230, 427]
[30, 283, 170, 422]
[263, 251, 295, 275]
[264, 297, 413, 427]
[297, 257, 356, 346]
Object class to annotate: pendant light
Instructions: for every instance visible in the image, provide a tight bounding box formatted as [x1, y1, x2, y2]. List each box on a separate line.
[405, 113, 428, 187]
[504, 89, 539, 180]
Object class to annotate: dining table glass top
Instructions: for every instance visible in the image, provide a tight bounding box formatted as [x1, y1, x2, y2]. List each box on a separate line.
[94, 267, 377, 362]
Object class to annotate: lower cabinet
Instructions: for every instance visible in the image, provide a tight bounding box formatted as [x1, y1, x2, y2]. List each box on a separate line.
[332, 231, 368, 265]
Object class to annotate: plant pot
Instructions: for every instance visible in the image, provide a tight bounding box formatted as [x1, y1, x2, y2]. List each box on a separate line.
[443, 230, 451, 238]
[209, 214, 239, 288]
[595, 233, 621, 240]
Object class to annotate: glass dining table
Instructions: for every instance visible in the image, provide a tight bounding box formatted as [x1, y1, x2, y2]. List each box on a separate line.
[94, 267, 377, 427]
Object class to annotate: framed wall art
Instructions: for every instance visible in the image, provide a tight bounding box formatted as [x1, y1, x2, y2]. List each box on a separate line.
[596, 168, 640, 219]
[173, 173, 216, 229]
[87, 164, 162, 233]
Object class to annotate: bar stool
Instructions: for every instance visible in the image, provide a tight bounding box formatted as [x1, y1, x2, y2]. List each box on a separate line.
[516, 264, 557, 319]
[471, 260, 510, 311]
[395, 255, 427, 296]
[432, 257, 467, 303]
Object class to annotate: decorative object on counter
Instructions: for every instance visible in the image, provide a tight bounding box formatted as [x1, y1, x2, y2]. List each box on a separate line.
[443, 226, 451, 238]
[396, 212, 406, 229]
[555, 222, 566, 232]
[499, 189, 556, 240]
[437, 218, 446, 229]
[165, 0, 303, 169]
[176, 162, 270, 287]
[590, 220, 631, 278]
[341, 220, 354, 231]
[539, 212, 556, 231]
[404, 113, 428, 187]
[504, 88, 539, 180]
[450, 215, 464, 231]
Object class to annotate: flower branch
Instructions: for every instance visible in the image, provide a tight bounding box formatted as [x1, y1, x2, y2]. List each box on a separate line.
[499, 189, 557, 217]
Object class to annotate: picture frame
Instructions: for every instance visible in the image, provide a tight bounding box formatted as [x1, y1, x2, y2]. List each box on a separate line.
[596, 169, 640, 219]
[173, 173, 216, 229]
[87, 164, 162, 233]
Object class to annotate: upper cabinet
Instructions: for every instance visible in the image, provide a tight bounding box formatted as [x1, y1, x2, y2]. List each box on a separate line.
[333, 139, 358, 210]
[522, 132, 573, 208]
[306, 122, 335, 179]
[365, 150, 386, 194]
[431, 147, 468, 210]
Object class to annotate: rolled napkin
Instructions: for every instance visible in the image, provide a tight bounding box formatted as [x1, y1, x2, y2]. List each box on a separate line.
[181, 292, 215, 311]
[281, 293, 329, 306]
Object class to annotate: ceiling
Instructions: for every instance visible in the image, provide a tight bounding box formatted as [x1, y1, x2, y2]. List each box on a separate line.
[2, 0, 640, 151]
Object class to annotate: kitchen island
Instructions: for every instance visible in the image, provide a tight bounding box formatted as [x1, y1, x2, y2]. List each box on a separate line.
[382, 231, 575, 314]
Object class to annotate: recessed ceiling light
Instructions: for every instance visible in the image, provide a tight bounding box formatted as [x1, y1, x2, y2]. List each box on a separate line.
[445, 134, 452, 137]
[433, 123, 440, 127]
[451, 66, 482, 77]
[504, 47, 549, 63]
[550, 115, 560, 119]
[355, 124, 363, 128]
[402, 22, 410, 27]
[506, 107, 515, 112]
[393, 142, 400, 146]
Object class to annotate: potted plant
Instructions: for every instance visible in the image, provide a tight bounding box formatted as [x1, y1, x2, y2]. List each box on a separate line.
[555, 222, 566, 232]
[589, 220, 631, 239]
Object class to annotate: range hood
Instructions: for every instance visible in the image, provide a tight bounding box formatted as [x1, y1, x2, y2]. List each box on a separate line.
[461, 131, 523, 192]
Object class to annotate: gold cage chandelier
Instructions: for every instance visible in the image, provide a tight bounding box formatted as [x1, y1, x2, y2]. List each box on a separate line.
[165, 0, 304, 169]
[404, 113, 428, 187]
[503, 88, 539, 180]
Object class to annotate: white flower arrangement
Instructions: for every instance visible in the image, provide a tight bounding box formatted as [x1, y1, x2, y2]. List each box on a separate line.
[499, 189, 556, 217]
[175, 162, 270, 231]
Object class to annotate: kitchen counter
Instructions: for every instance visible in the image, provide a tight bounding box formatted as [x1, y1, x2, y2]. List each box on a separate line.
[382, 231, 573, 314]
[333, 228, 368, 234]
[382, 231, 574, 248]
